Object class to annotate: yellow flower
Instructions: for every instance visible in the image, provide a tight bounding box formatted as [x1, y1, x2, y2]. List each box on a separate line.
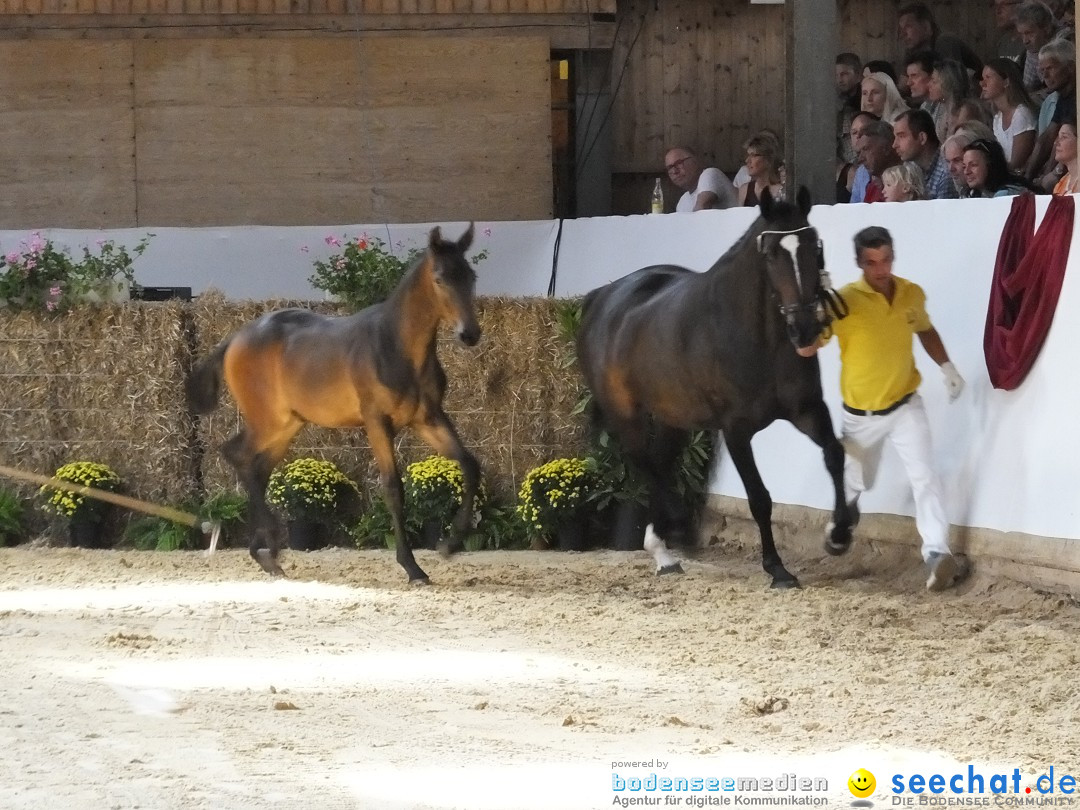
[517, 457, 596, 532]
[403, 455, 487, 532]
[267, 458, 358, 520]
[39, 461, 122, 521]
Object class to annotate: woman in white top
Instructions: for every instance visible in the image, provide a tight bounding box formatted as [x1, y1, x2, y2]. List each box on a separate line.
[861, 72, 908, 124]
[982, 57, 1039, 172]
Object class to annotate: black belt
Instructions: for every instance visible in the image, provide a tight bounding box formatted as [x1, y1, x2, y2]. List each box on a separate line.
[843, 392, 914, 417]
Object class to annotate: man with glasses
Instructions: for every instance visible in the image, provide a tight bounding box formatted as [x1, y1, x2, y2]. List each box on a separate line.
[663, 146, 737, 212]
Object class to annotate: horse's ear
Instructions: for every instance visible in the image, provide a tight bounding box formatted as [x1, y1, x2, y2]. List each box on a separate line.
[457, 221, 475, 252]
[796, 185, 812, 216]
[428, 226, 443, 250]
[759, 185, 776, 218]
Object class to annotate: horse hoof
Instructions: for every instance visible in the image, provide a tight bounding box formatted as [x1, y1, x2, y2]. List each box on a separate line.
[824, 523, 853, 557]
[437, 540, 461, 559]
[254, 549, 286, 577]
[771, 577, 801, 590]
[410, 577, 431, 587]
[824, 538, 853, 557]
[656, 563, 684, 576]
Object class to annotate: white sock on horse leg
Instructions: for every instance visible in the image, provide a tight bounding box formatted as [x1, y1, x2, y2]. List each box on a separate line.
[643, 524, 682, 572]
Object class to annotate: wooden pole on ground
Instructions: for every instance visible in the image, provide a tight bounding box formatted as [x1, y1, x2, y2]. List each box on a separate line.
[0, 464, 222, 552]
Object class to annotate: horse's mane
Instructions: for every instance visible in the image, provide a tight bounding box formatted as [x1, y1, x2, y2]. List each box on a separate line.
[708, 199, 807, 275]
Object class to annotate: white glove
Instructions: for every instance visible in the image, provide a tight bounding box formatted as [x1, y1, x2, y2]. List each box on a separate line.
[941, 361, 965, 402]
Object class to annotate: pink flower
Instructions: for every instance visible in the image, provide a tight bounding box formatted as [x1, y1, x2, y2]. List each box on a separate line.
[49, 285, 62, 297]
[45, 300, 57, 312]
[333, 258, 346, 270]
[23, 258, 36, 271]
[357, 239, 368, 250]
[95, 239, 106, 248]
[324, 235, 341, 247]
[5, 251, 19, 264]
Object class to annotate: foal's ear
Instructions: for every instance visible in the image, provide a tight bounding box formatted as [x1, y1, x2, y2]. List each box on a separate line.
[428, 226, 443, 249]
[796, 185, 812, 216]
[457, 222, 475, 253]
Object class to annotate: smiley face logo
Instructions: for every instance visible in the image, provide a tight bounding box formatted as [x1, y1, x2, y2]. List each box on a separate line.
[848, 768, 876, 798]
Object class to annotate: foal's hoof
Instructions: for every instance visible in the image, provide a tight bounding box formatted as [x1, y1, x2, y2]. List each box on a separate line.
[410, 576, 431, 587]
[656, 563, 684, 576]
[253, 548, 286, 577]
[437, 540, 462, 559]
[770, 576, 801, 590]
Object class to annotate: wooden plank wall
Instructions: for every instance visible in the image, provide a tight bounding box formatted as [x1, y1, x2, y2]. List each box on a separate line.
[0, 42, 136, 227]
[611, 0, 1000, 185]
[0, 36, 550, 227]
[0, 1, 615, 12]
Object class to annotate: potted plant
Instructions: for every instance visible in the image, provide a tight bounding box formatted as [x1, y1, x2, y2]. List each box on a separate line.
[0, 232, 151, 313]
[517, 457, 598, 551]
[122, 490, 248, 552]
[38, 461, 123, 548]
[197, 490, 248, 549]
[265, 458, 358, 551]
[0, 487, 25, 546]
[124, 514, 193, 552]
[307, 231, 489, 311]
[402, 455, 486, 549]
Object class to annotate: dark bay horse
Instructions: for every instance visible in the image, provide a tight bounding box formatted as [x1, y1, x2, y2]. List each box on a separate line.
[186, 224, 482, 584]
[575, 187, 852, 588]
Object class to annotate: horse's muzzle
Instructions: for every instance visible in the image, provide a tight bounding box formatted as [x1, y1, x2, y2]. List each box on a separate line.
[781, 302, 827, 349]
[457, 326, 481, 347]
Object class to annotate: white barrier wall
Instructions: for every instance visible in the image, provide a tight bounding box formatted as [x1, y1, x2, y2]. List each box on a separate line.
[4, 196, 1076, 541]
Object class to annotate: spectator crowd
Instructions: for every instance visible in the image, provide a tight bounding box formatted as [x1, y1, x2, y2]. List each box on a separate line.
[663, 1, 1077, 209]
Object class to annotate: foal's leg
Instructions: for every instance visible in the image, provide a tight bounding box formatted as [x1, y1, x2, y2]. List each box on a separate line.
[412, 406, 480, 557]
[724, 422, 798, 589]
[790, 400, 854, 556]
[367, 415, 430, 584]
[222, 426, 297, 577]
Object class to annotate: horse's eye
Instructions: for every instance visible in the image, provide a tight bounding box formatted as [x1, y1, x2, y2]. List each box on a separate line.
[434, 276, 445, 287]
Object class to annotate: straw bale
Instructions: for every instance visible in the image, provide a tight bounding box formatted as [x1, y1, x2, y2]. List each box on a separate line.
[0, 303, 195, 511]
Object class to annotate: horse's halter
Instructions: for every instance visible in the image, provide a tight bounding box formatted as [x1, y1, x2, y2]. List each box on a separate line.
[756, 226, 849, 331]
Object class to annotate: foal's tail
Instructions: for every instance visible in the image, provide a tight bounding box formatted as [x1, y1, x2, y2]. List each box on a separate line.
[186, 339, 230, 414]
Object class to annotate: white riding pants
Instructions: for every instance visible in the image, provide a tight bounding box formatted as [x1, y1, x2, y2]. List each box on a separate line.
[841, 393, 952, 561]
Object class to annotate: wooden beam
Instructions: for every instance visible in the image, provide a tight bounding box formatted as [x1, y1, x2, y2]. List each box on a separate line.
[784, 0, 837, 205]
[0, 12, 615, 48]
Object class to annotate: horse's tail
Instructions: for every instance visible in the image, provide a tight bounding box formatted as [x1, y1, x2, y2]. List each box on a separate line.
[186, 339, 230, 414]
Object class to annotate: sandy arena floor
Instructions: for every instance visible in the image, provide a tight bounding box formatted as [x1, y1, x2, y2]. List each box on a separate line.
[0, 540, 1077, 810]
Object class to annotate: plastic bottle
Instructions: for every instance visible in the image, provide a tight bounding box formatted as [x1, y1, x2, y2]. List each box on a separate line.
[650, 177, 664, 214]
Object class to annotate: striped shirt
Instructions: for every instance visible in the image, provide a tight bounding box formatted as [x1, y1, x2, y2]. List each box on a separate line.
[922, 149, 958, 200]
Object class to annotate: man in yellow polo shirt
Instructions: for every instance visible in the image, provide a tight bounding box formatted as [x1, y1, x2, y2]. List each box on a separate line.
[798, 226, 970, 591]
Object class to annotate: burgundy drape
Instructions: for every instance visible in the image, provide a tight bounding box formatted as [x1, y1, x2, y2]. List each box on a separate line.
[983, 194, 1074, 390]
